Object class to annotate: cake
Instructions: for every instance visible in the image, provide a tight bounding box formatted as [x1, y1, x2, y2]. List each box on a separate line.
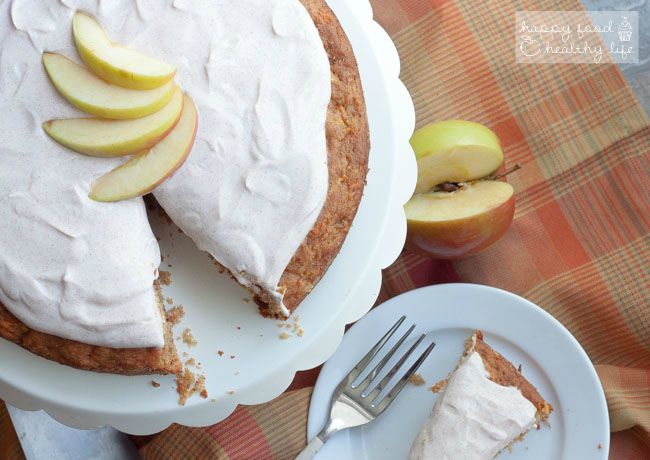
[0, 0, 368, 374]
[408, 331, 552, 459]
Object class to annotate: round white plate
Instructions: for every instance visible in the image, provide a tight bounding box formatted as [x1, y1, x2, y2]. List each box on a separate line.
[308, 284, 610, 460]
[0, 0, 416, 434]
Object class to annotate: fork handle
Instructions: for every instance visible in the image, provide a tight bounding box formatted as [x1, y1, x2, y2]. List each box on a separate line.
[295, 435, 324, 460]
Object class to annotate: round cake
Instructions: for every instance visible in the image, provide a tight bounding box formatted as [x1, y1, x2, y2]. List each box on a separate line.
[0, 0, 368, 374]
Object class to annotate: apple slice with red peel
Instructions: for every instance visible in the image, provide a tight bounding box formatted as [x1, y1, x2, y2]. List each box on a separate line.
[43, 86, 183, 157]
[411, 120, 503, 194]
[405, 181, 515, 259]
[89, 93, 197, 202]
[73, 12, 176, 90]
[43, 52, 174, 119]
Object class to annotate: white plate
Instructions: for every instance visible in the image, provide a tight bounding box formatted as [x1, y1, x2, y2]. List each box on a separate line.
[0, 0, 416, 435]
[308, 284, 610, 460]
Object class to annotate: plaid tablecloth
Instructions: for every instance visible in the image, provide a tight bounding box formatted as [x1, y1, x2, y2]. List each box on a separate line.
[2, 0, 649, 459]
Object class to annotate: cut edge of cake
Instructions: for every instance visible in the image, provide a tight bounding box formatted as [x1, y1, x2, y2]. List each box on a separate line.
[0, 282, 181, 375]
[468, 330, 553, 428]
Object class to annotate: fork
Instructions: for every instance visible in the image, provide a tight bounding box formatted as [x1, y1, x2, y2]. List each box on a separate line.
[295, 316, 436, 459]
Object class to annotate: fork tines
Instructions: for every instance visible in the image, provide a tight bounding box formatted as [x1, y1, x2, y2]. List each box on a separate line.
[346, 316, 435, 415]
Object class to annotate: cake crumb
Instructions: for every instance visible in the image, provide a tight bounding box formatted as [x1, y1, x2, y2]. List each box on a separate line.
[176, 369, 195, 406]
[236, 326, 241, 330]
[166, 297, 174, 305]
[166, 305, 185, 326]
[409, 374, 425, 386]
[276, 316, 304, 339]
[217, 350, 224, 356]
[518, 363, 522, 373]
[182, 328, 197, 347]
[182, 352, 188, 357]
[176, 369, 207, 405]
[429, 378, 448, 393]
[159, 270, 172, 285]
[185, 358, 197, 366]
[227, 390, 235, 395]
[242, 298, 250, 304]
[597, 444, 602, 449]
[193, 375, 207, 399]
[150, 380, 160, 388]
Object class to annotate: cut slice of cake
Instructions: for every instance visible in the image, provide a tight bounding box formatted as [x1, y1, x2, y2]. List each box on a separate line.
[408, 331, 552, 460]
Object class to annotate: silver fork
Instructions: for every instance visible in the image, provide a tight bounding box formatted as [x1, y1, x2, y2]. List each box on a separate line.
[295, 316, 436, 459]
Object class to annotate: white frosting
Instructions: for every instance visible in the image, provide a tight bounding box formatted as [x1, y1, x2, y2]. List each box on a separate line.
[0, 0, 330, 347]
[408, 352, 537, 460]
[152, 0, 331, 316]
[0, 0, 165, 348]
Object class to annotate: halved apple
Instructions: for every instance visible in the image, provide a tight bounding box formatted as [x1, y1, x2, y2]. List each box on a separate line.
[412, 120, 503, 194]
[73, 12, 176, 90]
[405, 181, 515, 259]
[89, 94, 197, 202]
[43, 52, 174, 119]
[43, 86, 183, 157]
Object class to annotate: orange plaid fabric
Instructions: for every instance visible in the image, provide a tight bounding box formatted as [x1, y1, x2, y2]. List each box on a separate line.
[1, 0, 648, 459]
[0, 404, 24, 460]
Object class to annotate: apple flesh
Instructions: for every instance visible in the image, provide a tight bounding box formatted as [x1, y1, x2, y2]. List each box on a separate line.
[89, 93, 197, 202]
[412, 120, 503, 194]
[42, 52, 174, 119]
[43, 86, 183, 157]
[405, 181, 514, 259]
[73, 12, 176, 90]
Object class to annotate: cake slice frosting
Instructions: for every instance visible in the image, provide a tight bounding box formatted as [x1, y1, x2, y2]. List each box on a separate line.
[408, 331, 552, 459]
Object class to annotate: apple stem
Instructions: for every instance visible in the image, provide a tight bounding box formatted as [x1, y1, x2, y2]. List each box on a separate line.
[489, 163, 521, 180]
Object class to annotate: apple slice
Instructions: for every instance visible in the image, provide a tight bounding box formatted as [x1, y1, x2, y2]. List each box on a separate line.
[42, 52, 174, 119]
[43, 86, 183, 157]
[411, 120, 504, 194]
[89, 93, 197, 202]
[73, 12, 176, 90]
[405, 180, 514, 259]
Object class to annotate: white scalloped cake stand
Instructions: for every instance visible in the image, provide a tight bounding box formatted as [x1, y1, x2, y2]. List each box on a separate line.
[0, 0, 416, 435]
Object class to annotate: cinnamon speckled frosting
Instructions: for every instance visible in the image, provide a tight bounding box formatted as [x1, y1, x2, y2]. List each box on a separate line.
[0, 0, 330, 346]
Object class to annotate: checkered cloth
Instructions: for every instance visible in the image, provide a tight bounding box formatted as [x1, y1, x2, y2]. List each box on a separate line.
[1, 0, 648, 459]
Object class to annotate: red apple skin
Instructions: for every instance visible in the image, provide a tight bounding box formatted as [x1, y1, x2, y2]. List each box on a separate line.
[405, 195, 515, 259]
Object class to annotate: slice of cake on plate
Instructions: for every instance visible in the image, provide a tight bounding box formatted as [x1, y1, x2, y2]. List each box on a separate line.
[408, 331, 552, 459]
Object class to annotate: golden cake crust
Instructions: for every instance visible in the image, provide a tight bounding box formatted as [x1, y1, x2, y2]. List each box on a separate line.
[0, 0, 368, 372]
[258, 0, 370, 315]
[470, 331, 553, 420]
[0, 283, 181, 375]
